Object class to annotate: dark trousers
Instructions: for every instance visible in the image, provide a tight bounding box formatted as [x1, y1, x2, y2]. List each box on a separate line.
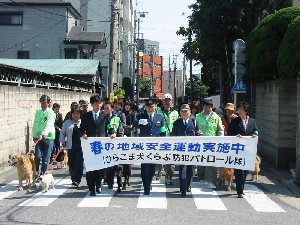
[234, 169, 247, 195]
[86, 169, 105, 193]
[53, 130, 61, 154]
[141, 163, 156, 192]
[68, 145, 84, 184]
[179, 165, 194, 192]
[106, 165, 123, 188]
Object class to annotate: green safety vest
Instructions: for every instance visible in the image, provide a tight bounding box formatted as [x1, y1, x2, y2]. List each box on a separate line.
[156, 107, 179, 136]
[195, 112, 221, 136]
[33, 109, 55, 139]
[107, 116, 120, 136]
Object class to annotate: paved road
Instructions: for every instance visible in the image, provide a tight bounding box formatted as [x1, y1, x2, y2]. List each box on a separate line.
[0, 165, 299, 225]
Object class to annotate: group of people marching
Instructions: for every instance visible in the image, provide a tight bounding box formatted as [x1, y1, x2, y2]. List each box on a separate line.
[32, 93, 258, 198]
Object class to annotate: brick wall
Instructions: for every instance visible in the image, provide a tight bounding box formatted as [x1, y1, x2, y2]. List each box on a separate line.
[0, 85, 92, 164]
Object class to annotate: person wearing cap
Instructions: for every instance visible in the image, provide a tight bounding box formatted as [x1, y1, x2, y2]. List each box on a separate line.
[155, 93, 179, 184]
[135, 98, 167, 195]
[195, 99, 224, 188]
[221, 103, 238, 135]
[228, 101, 258, 198]
[79, 99, 89, 116]
[171, 104, 203, 196]
[32, 95, 56, 177]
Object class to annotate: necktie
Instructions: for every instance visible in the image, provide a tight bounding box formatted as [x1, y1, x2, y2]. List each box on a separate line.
[95, 114, 98, 125]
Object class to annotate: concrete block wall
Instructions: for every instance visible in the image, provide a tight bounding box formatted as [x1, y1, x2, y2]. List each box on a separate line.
[0, 85, 93, 164]
[296, 75, 300, 179]
[256, 79, 297, 168]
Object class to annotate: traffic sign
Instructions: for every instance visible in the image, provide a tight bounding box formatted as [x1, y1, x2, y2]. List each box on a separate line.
[232, 53, 245, 64]
[232, 64, 246, 77]
[232, 77, 247, 93]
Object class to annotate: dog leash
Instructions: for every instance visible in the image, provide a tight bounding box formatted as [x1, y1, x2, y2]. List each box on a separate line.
[45, 146, 64, 173]
[26, 140, 40, 155]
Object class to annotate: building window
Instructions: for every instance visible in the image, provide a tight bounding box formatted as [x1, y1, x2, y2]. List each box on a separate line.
[65, 48, 77, 59]
[18, 51, 29, 59]
[0, 12, 23, 25]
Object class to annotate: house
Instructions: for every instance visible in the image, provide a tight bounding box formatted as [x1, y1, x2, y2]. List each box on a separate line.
[0, 0, 107, 59]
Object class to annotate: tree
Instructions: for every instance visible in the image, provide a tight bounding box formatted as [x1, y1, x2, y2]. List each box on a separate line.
[122, 77, 133, 99]
[246, 7, 300, 81]
[185, 75, 209, 101]
[277, 16, 300, 78]
[139, 77, 152, 96]
[177, 0, 291, 100]
[113, 88, 125, 99]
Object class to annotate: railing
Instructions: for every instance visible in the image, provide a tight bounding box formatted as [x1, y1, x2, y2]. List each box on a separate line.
[0, 65, 98, 93]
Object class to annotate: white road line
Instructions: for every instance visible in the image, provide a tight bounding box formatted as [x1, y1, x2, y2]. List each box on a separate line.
[18, 179, 71, 207]
[0, 180, 20, 200]
[244, 184, 285, 212]
[77, 180, 118, 208]
[137, 180, 167, 209]
[191, 182, 227, 210]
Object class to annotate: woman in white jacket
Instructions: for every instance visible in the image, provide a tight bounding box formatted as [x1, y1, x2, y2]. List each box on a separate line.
[60, 106, 83, 187]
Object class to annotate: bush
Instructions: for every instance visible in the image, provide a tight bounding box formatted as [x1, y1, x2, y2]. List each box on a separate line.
[277, 16, 300, 78]
[246, 7, 300, 81]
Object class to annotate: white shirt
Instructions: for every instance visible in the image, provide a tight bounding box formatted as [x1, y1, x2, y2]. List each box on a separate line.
[183, 118, 189, 125]
[241, 116, 249, 130]
[92, 110, 100, 121]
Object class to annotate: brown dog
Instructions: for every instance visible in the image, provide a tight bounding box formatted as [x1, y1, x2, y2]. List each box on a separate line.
[9, 152, 36, 191]
[219, 167, 234, 191]
[250, 155, 261, 181]
[61, 150, 68, 168]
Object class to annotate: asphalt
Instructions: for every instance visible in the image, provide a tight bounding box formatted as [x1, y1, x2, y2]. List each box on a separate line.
[1, 159, 300, 198]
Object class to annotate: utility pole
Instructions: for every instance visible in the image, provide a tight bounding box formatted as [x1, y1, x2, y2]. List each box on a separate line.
[168, 55, 171, 93]
[135, 12, 148, 104]
[148, 45, 156, 97]
[189, 33, 193, 102]
[173, 54, 178, 106]
[132, 11, 136, 100]
[182, 56, 186, 102]
[108, 0, 117, 96]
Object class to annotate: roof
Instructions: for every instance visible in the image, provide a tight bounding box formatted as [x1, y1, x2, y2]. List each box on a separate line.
[0, 59, 100, 75]
[0, 0, 81, 19]
[65, 26, 106, 46]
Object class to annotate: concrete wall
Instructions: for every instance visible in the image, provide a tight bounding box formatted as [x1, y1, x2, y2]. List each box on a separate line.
[256, 79, 297, 169]
[0, 85, 92, 164]
[297, 75, 300, 178]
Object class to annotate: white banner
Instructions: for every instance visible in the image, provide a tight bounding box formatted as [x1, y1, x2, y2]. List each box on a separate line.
[81, 136, 258, 172]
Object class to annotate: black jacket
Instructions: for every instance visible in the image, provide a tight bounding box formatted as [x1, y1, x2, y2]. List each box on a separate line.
[227, 117, 258, 136]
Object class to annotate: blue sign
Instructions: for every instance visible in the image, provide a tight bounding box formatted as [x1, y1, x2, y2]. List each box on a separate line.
[232, 77, 247, 93]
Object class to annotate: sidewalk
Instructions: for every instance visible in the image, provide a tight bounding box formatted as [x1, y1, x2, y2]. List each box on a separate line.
[261, 162, 300, 198]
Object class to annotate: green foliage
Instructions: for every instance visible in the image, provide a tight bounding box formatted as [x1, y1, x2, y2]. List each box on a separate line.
[139, 77, 152, 94]
[246, 7, 300, 81]
[277, 16, 300, 78]
[122, 77, 133, 99]
[185, 75, 209, 101]
[177, 0, 290, 90]
[113, 88, 125, 99]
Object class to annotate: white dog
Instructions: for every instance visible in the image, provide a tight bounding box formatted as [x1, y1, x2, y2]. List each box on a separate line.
[39, 174, 55, 192]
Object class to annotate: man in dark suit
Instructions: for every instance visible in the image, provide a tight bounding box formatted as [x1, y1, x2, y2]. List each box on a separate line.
[228, 101, 258, 198]
[79, 95, 116, 196]
[171, 104, 203, 196]
[135, 98, 166, 195]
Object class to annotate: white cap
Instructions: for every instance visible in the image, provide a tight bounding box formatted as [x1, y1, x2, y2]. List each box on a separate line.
[163, 93, 172, 100]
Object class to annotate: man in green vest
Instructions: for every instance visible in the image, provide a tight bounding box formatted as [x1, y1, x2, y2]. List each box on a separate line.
[32, 95, 56, 177]
[156, 93, 179, 185]
[195, 99, 224, 188]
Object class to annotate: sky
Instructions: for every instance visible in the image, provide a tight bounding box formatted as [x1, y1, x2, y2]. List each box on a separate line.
[137, 0, 202, 74]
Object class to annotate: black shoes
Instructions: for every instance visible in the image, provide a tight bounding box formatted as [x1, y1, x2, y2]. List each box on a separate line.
[187, 187, 191, 192]
[89, 191, 96, 196]
[96, 188, 101, 194]
[144, 190, 150, 195]
[72, 181, 79, 187]
[108, 184, 113, 189]
[181, 191, 186, 197]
